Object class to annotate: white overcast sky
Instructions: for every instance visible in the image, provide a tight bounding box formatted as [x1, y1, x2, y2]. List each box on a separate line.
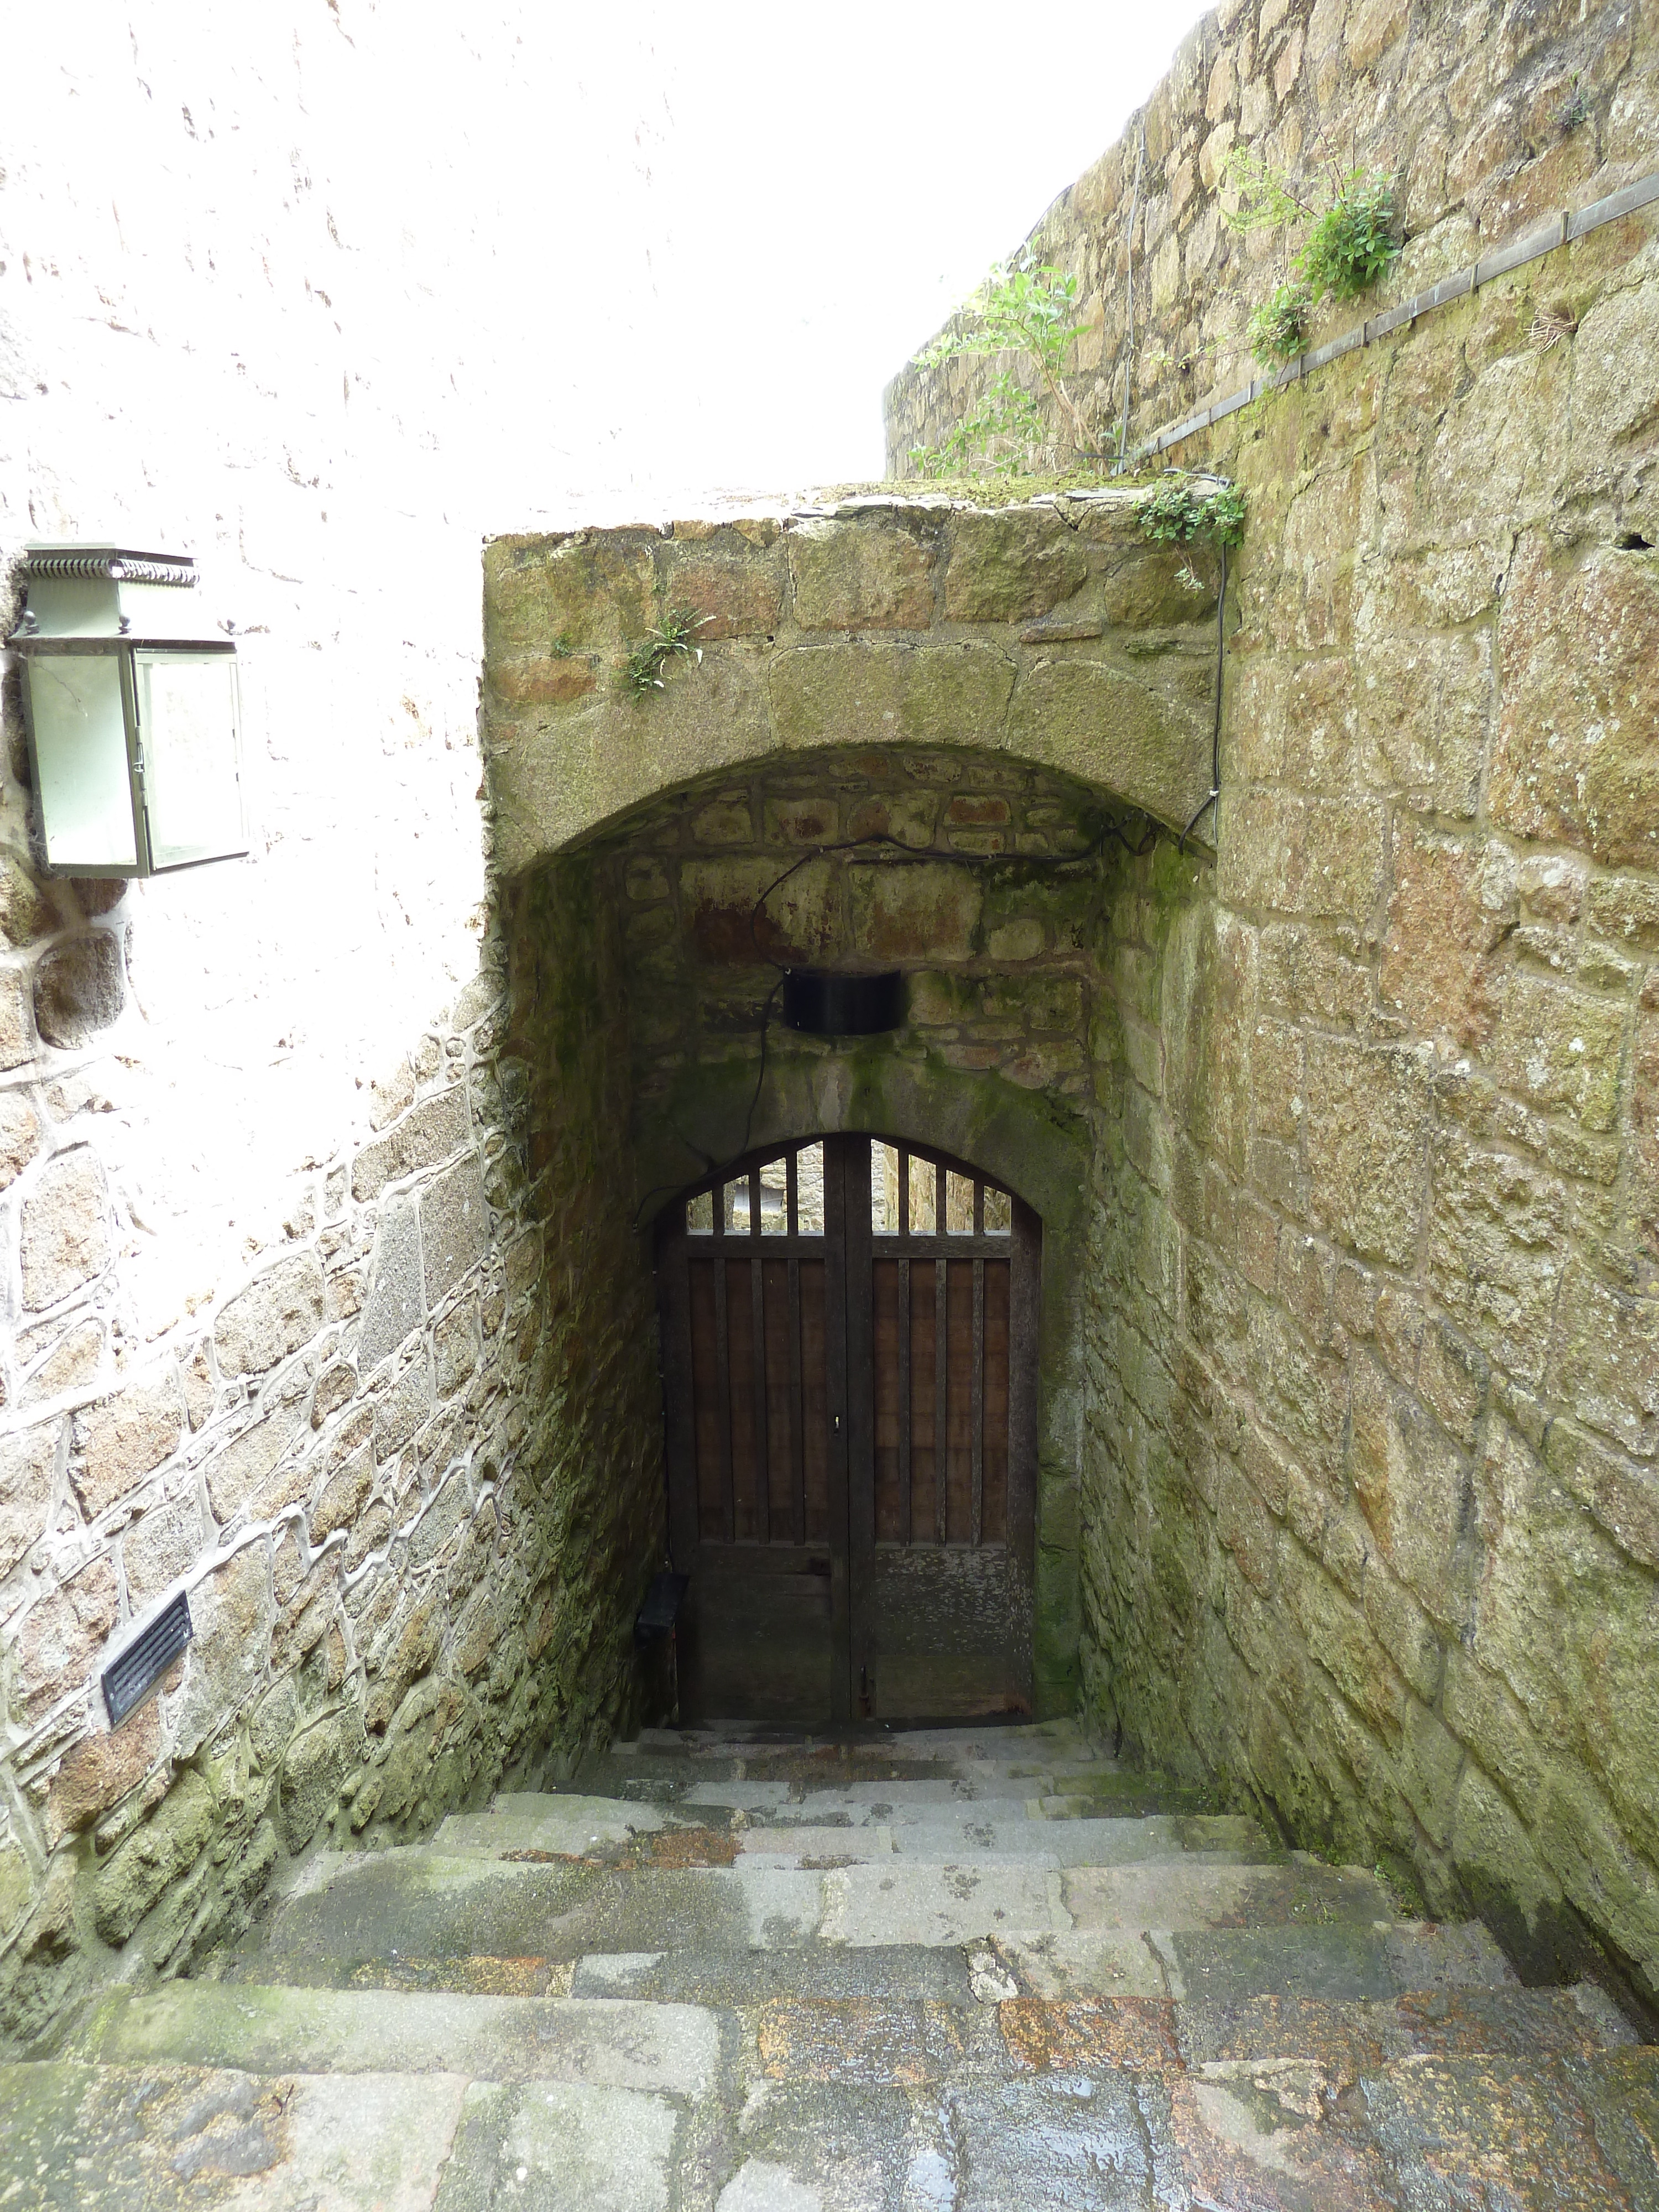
[436, 1, 1211, 507]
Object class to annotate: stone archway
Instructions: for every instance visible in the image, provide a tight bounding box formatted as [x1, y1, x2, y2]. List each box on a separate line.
[481, 492, 1223, 873]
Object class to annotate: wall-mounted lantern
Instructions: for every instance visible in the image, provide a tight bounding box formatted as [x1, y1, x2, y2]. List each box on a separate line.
[7, 545, 247, 877]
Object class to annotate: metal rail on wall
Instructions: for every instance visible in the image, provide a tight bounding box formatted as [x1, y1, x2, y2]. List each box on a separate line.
[1126, 168, 1659, 467]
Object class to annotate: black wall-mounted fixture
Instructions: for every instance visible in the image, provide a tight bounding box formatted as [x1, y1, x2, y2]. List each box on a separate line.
[102, 1589, 193, 1726]
[781, 969, 904, 1037]
[635, 1571, 690, 1647]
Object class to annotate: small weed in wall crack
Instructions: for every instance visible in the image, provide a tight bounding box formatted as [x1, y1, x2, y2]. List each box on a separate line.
[623, 609, 711, 698]
[1138, 476, 1246, 549]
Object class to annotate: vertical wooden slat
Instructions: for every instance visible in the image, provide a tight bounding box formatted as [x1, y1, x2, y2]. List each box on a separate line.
[750, 1171, 769, 1545]
[933, 1251, 948, 1547]
[825, 1135, 858, 1722]
[712, 1225, 734, 1545]
[840, 1135, 874, 1715]
[898, 1253, 911, 1547]
[789, 1253, 805, 1545]
[971, 1254, 985, 1548]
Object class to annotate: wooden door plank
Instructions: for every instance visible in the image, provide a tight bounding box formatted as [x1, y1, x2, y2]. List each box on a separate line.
[898, 1253, 912, 1547]
[711, 1215, 735, 1546]
[749, 1171, 770, 1547]
[971, 1254, 985, 1549]
[658, 1203, 701, 1570]
[824, 1135, 856, 1722]
[933, 1252, 948, 1548]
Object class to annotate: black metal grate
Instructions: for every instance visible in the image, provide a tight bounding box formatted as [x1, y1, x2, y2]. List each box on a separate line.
[102, 1590, 192, 1726]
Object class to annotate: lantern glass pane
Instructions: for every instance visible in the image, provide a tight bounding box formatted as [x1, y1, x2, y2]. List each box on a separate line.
[28, 654, 138, 871]
[135, 654, 245, 870]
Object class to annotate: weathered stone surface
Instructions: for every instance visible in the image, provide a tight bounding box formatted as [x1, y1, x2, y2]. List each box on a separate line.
[1381, 827, 1510, 1048]
[486, 532, 655, 658]
[0, 1089, 40, 1191]
[1491, 541, 1659, 870]
[19, 1146, 110, 1310]
[202, 1388, 309, 1521]
[771, 641, 1015, 753]
[14, 1555, 117, 1719]
[32, 932, 125, 1050]
[70, 1371, 185, 1517]
[169, 1543, 274, 1760]
[1305, 1039, 1432, 1269]
[0, 1420, 59, 1580]
[359, 1199, 425, 1371]
[121, 1494, 203, 1601]
[214, 1255, 326, 1377]
[943, 508, 1089, 623]
[789, 517, 935, 630]
[351, 1088, 469, 1203]
[45, 1699, 163, 1844]
[1007, 657, 1212, 828]
[421, 1155, 488, 1307]
[92, 1767, 217, 1943]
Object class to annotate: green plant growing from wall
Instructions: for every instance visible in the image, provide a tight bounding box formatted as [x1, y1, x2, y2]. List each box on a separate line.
[1224, 147, 1402, 367]
[908, 254, 1104, 477]
[1137, 477, 1246, 549]
[623, 609, 711, 698]
[1246, 281, 1312, 368]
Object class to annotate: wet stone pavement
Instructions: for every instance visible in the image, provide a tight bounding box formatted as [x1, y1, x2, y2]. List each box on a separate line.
[4, 1720, 1656, 2208]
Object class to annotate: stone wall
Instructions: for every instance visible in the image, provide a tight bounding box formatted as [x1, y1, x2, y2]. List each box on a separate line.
[885, 0, 1654, 472]
[0, 12, 667, 2051]
[1068, 184, 1659, 2010]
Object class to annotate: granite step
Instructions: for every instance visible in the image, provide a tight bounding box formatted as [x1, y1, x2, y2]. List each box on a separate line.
[439, 1796, 1277, 1866]
[71, 1980, 721, 2096]
[212, 1841, 1398, 1990]
[19, 2013, 1653, 2212]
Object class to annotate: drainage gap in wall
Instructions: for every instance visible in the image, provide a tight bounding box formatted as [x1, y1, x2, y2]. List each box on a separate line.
[1616, 532, 1652, 550]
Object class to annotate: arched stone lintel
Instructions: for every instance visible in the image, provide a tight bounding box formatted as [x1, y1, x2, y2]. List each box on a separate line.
[483, 501, 1219, 873]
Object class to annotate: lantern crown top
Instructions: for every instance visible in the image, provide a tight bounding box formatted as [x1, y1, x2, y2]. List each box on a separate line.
[20, 545, 197, 589]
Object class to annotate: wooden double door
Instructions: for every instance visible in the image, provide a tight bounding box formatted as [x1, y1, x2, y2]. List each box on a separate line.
[656, 1134, 1040, 1725]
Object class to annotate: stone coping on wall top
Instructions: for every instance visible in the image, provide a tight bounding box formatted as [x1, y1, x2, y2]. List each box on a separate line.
[483, 482, 1165, 551]
[1131, 167, 1659, 465]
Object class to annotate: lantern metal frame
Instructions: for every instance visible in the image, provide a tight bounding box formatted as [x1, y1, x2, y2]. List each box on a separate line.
[8, 546, 248, 879]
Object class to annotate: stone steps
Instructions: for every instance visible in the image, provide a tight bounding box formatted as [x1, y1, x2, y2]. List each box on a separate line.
[17, 1721, 1657, 2207]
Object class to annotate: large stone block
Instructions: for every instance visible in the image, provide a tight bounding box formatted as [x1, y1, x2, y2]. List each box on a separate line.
[121, 1494, 204, 1602]
[359, 1200, 425, 1371]
[14, 1554, 117, 1720]
[92, 1766, 217, 1944]
[71, 1371, 185, 1517]
[19, 1147, 111, 1310]
[1218, 791, 1385, 921]
[942, 507, 1089, 623]
[1380, 826, 1510, 1048]
[421, 1156, 489, 1308]
[1490, 540, 1659, 870]
[0, 1091, 40, 1191]
[1349, 1352, 1473, 1631]
[1304, 1036, 1432, 1269]
[1007, 657, 1212, 829]
[215, 1254, 326, 1378]
[168, 1542, 274, 1760]
[484, 532, 655, 659]
[1546, 1262, 1658, 1460]
[662, 542, 785, 639]
[0, 1421, 60, 1580]
[32, 932, 125, 1049]
[1427, 1135, 1566, 1387]
[352, 1089, 470, 1202]
[770, 641, 1015, 753]
[202, 1386, 310, 1522]
[788, 515, 936, 630]
[279, 1702, 366, 1852]
[1485, 968, 1626, 1133]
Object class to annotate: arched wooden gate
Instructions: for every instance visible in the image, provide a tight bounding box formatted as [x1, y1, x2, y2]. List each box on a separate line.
[655, 1134, 1040, 1725]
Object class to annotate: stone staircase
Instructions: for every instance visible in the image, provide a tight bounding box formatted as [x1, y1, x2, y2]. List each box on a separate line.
[6, 1720, 1657, 2208]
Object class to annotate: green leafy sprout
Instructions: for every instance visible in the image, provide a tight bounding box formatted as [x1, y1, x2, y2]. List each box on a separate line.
[909, 254, 1104, 478]
[1223, 148, 1402, 365]
[1247, 282, 1312, 368]
[1138, 478, 1246, 549]
[623, 608, 712, 699]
